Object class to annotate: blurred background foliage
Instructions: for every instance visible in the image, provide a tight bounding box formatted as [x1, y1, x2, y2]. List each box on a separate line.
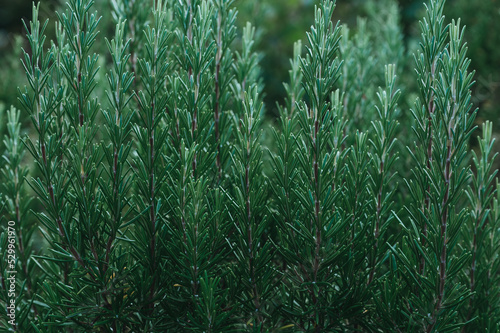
[0, 0, 499, 143]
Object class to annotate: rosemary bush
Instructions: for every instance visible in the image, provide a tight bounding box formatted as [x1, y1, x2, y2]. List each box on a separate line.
[1, 0, 499, 332]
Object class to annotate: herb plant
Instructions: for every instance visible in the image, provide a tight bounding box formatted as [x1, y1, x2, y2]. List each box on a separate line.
[1, 0, 499, 332]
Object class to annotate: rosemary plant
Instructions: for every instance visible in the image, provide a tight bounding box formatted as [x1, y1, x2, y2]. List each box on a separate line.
[367, 64, 401, 286]
[2, 0, 499, 331]
[274, 1, 360, 330]
[0, 107, 37, 331]
[339, 0, 404, 138]
[395, 1, 477, 330]
[227, 87, 274, 330]
[132, 0, 171, 326]
[461, 121, 500, 332]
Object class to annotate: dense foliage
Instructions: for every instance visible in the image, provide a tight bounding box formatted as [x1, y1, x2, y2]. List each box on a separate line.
[1, 0, 499, 331]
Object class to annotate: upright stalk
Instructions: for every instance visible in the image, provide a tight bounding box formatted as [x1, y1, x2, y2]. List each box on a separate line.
[414, 0, 447, 277]
[367, 64, 400, 285]
[461, 121, 498, 330]
[134, 0, 171, 316]
[400, 5, 476, 330]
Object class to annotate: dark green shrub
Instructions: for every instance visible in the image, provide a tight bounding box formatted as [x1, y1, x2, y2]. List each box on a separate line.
[1, 0, 499, 332]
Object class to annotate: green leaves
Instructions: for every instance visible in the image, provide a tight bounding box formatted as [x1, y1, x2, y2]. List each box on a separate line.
[6, 0, 499, 331]
[272, 1, 375, 330]
[0, 107, 38, 331]
[460, 121, 500, 331]
[227, 87, 275, 329]
[393, 1, 477, 331]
